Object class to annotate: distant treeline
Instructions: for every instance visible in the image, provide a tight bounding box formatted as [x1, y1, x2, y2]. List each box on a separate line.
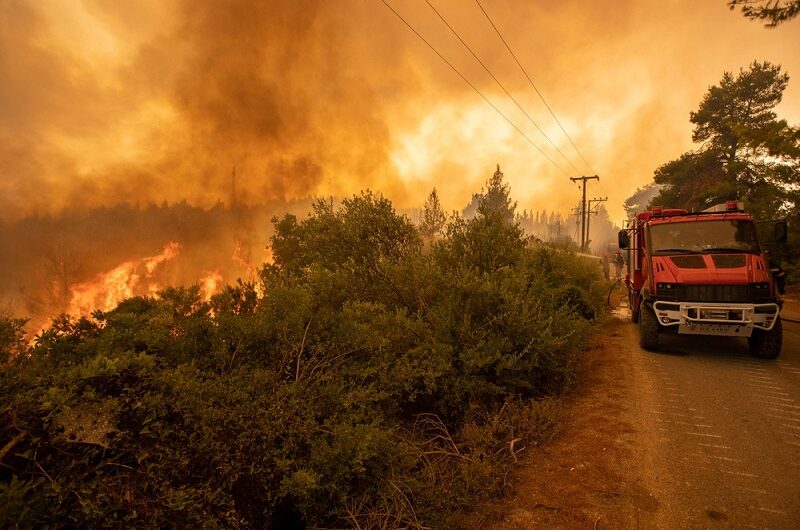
[1, 176, 617, 332]
[515, 209, 570, 243]
[0, 200, 308, 325]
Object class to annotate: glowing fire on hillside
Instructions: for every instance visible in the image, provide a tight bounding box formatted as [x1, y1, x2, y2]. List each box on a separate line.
[68, 242, 185, 316]
[232, 240, 267, 298]
[50, 239, 269, 327]
[232, 240, 257, 279]
[199, 270, 224, 303]
[144, 241, 181, 274]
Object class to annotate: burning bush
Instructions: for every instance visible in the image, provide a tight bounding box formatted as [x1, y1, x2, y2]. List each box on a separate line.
[0, 191, 602, 528]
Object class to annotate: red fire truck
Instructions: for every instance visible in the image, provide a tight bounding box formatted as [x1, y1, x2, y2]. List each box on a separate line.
[618, 201, 787, 358]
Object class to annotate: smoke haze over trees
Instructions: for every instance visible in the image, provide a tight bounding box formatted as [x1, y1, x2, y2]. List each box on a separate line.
[0, 200, 310, 331]
[2, 0, 799, 223]
[4, 1, 800, 525]
[623, 183, 663, 218]
[2, 165, 607, 337]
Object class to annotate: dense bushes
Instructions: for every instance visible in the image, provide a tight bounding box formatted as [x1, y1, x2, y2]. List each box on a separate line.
[1, 191, 603, 528]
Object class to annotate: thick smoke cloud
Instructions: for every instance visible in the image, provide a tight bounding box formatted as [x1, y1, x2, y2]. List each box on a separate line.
[1, 0, 799, 222]
[0, 0, 403, 219]
[154, 0, 395, 204]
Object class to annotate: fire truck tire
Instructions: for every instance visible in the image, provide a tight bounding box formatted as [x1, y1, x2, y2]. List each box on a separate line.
[638, 305, 659, 351]
[748, 317, 782, 359]
[631, 294, 640, 324]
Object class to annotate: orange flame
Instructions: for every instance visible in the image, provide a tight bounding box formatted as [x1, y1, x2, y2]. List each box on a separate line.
[232, 240, 266, 299]
[68, 242, 182, 316]
[232, 240, 257, 279]
[199, 270, 223, 303]
[144, 241, 181, 274]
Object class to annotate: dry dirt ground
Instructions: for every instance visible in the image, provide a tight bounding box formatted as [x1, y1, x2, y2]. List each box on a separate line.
[464, 316, 651, 530]
[464, 289, 800, 530]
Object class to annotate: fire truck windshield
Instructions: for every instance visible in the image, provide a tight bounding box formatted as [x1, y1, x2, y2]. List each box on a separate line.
[649, 220, 760, 254]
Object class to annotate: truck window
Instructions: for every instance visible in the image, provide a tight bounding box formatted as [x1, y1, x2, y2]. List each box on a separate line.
[650, 220, 760, 254]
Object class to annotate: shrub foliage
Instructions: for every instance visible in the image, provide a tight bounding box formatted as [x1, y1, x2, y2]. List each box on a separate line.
[1, 191, 602, 529]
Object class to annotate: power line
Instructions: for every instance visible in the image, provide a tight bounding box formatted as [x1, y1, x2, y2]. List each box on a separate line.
[377, 0, 570, 177]
[597, 178, 611, 204]
[474, 0, 597, 175]
[424, 0, 582, 175]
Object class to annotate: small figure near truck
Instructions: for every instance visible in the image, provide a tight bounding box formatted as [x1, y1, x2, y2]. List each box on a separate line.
[613, 250, 624, 279]
[618, 201, 788, 358]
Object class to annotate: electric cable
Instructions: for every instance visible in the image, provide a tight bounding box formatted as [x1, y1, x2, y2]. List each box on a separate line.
[425, 0, 582, 175]
[377, 0, 570, 177]
[474, 0, 597, 175]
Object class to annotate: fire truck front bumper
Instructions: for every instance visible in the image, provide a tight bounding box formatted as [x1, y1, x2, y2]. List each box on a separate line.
[651, 301, 780, 338]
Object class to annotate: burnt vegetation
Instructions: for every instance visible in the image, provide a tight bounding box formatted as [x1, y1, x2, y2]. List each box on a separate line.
[0, 182, 603, 528]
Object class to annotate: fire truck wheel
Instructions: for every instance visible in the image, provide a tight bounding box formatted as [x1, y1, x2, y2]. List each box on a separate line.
[630, 291, 640, 323]
[638, 305, 659, 351]
[748, 317, 782, 359]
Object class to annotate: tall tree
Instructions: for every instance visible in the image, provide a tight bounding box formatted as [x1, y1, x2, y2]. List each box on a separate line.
[420, 188, 447, 239]
[462, 165, 517, 223]
[690, 62, 791, 166]
[728, 0, 800, 27]
[652, 151, 730, 211]
[482, 164, 517, 222]
[650, 61, 799, 219]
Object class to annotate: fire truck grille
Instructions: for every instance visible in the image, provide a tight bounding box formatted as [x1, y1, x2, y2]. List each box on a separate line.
[658, 284, 771, 303]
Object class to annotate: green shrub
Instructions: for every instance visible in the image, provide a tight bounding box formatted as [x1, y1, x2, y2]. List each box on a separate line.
[1, 191, 603, 528]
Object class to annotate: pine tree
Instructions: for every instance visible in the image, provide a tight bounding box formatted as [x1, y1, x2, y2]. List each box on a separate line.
[650, 61, 799, 219]
[480, 164, 517, 223]
[420, 188, 447, 239]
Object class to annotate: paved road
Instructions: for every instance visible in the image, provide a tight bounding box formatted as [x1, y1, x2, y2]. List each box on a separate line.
[624, 311, 800, 529]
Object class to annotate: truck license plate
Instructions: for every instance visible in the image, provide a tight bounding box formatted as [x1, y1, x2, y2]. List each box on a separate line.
[679, 322, 751, 337]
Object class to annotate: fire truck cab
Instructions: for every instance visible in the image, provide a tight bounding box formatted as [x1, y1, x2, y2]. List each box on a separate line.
[618, 201, 787, 358]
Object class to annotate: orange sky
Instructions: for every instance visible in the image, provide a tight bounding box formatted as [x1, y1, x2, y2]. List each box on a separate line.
[1, 0, 799, 223]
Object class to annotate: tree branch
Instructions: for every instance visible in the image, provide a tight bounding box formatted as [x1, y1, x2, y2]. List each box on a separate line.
[0, 431, 26, 463]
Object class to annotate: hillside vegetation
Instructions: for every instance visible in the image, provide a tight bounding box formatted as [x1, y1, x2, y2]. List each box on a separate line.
[0, 191, 603, 529]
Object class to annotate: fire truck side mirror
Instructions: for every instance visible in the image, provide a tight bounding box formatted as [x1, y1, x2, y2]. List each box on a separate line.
[618, 230, 630, 249]
[774, 221, 788, 244]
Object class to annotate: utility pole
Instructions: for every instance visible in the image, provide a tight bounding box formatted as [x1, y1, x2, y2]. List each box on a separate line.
[230, 166, 237, 209]
[586, 197, 608, 253]
[570, 175, 599, 251]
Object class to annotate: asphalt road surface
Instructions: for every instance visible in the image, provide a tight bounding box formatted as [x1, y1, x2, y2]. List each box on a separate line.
[625, 311, 800, 529]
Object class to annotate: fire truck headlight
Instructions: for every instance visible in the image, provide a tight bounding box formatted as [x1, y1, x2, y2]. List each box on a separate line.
[657, 283, 676, 290]
[751, 282, 769, 291]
